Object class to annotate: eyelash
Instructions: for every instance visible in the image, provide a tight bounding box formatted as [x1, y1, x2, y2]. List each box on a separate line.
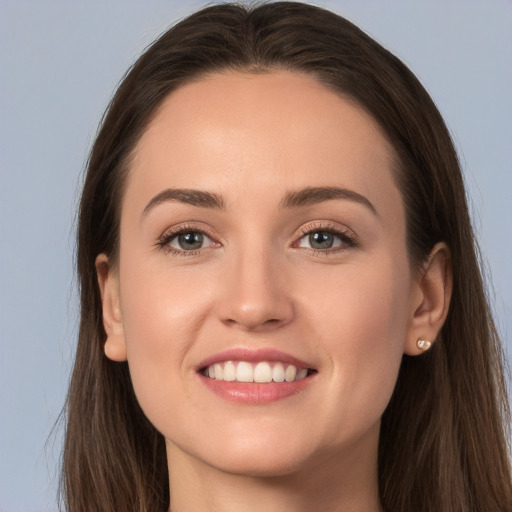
[155, 222, 358, 257]
[156, 223, 218, 257]
[295, 222, 358, 256]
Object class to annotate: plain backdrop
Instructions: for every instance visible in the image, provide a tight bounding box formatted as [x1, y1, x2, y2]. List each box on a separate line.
[0, 1, 511, 510]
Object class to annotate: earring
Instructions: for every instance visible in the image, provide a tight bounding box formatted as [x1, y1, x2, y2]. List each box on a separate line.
[417, 338, 432, 351]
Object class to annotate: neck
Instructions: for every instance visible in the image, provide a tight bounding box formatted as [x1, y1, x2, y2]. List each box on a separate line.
[166, 429, 382, 512]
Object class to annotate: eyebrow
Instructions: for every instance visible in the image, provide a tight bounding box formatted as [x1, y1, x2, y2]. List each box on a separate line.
[280, 186, 378, 215]
[141, 185, 377, 219]
[142, 188, 226, 218]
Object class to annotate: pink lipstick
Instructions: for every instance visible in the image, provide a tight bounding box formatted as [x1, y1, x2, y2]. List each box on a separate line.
[196, 348, 317, 404]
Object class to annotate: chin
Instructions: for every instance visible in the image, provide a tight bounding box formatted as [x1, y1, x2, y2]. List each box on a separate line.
[206, 449, 314, 478]
[183, 427, 327, 478]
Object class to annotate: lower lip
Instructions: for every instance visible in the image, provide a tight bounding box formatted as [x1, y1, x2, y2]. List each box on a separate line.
[199, 374, 315, 404]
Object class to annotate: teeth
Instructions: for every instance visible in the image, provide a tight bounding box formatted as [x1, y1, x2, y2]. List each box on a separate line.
[224, 361, 236, 381]
[296, 368, 308, 380]
[204, 361, 310, 383]
[254, 362, 272, 383]
[214, 363, 224, 380]
[272, 362, 285, 382]
[236, 362, 253, 382]
[284, 365, 297, 382]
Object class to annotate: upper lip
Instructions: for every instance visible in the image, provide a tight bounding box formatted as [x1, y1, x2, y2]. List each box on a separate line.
[196, 347, 315, 372]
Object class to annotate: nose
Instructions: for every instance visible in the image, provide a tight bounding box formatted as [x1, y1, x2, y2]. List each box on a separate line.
[217, 247, 295, 332]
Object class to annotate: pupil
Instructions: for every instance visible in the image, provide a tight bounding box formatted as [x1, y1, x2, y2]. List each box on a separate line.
[178, 232, 203, 250]
[309, 231, 333, 249]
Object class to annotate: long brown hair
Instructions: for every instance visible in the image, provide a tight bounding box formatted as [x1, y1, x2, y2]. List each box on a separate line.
[62, 2, 512, 511]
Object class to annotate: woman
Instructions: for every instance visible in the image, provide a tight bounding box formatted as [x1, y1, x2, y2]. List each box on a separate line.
[62, 2, 512, 511]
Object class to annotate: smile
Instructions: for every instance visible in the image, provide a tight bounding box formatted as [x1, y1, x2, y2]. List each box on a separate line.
[202, 361, 311, 383]
[197, 348, 317, 403]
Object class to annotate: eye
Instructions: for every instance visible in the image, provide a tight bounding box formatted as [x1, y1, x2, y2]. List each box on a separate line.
[295, 225, 357, 253]
[299, 231, 341, 250]
[156, 225, 219, 255]
[168, 230, 213, 251]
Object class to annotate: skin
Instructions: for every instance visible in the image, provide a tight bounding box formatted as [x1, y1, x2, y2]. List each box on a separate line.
[97, 71, 452, 512]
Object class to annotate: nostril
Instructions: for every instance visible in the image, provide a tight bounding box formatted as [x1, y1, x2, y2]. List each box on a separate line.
[222, 316, 288, 331]
[218, 288, 295, 330]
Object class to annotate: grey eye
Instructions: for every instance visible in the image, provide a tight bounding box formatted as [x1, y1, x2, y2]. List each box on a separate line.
[309, 231, 334, 249]
[298, 230, 343, 250]
[170, 231, 212, 251]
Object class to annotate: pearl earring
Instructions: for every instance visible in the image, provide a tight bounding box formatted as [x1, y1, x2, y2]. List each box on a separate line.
[417, 338, 432, 351]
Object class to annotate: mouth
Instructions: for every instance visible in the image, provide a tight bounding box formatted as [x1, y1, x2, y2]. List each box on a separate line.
[196, 348, 317, 404]
[201, 360, 315, 383]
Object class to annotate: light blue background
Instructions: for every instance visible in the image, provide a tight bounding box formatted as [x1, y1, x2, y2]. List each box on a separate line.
[1, 1, 510, 510]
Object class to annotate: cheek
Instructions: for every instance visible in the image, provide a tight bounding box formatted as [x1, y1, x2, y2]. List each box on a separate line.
[118, 256, 214, 423]
[303, 251, 411, 347]
[300, 255, 410, 431]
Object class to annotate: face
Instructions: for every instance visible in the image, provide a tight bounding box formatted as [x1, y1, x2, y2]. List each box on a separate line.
[101, 71, 425, 478]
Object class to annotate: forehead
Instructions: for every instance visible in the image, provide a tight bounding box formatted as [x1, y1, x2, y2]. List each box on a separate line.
[127, 70, 400, 217]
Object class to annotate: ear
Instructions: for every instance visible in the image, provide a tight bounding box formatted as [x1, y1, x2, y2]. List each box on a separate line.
[95, 254, 127, 362]
[404, 242, 453, 355]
